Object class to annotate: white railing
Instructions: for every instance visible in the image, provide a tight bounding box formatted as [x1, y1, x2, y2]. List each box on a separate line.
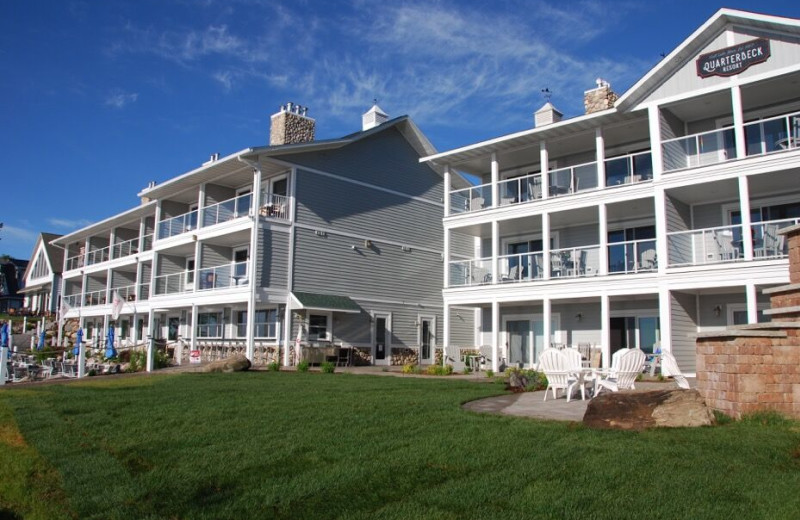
[64, 293, 83, 307]
[86, 246, 110, 266]
[259, 193, 289, 220]
[203, 193, 252, 227]
[84, 289, 107, 306]
[112, 237, 140, 259]
[66, 254, 84, 271]
[608, 239, 657, 274]
[114, 284, 138, 302]
[154, 272, 191, 295]
[450, 183, 492, 214]
[662, 127, 737, 172]
[498, 173, 543, 206]
[752, 218, 799, 259]
[141, 233, 153, 251]
[139, 282, 150, 300]
[197, 261, 248, 290]
[498, 252, 545, 282]
[744, 110, 800, 157]
[158, 210, 199, 239]
[448, 258, 492, 287]
[549, 245, 601, 278]
[197, 325, 224, 338]
[604, 151, 653, 187]
[548, 160, 598, 197]
[667, 224, 742, 267]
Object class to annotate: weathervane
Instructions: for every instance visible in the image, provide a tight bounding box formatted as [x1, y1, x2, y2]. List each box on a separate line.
[541, 88, 552, 102]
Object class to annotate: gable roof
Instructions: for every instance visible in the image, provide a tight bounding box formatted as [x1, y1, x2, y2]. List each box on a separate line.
[22, 232, 64, 282]
[616, 8, 800, 110]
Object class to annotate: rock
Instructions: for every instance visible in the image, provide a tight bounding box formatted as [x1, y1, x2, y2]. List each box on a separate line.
[202, 355, 251, 373]
[583, 389, 714, 430]
[508, 371, 529, 390]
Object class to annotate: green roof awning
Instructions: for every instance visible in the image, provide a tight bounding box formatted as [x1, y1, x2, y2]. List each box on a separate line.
[291, 292, 362, 313]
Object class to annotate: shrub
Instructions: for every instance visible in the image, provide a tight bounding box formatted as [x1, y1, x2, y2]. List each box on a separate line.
[402, 364, 420, 374]
[425, 364, 454, 376]
[297, 360, 310, 373]
[462, 366, 473, 375]
[504, 367, 548, 391]
[267, 362, 280, 372]
[485, 369, 494, 378]
[320, 362, 335, 374]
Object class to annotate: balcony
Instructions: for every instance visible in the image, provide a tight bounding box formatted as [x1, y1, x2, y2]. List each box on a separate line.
[549, 245, 600, 278]
[86, 246, 110, 266]
[139, 282, 150, 300]
[498, 174, 543, 207]
[258, 193, 290, 220]
[203, 193, 252, 227]
[449, 257, 491, 287]
[744, 110, 800, 157]
[64, 293, 82, 307]
[154, 272, 191, 296]
[667, 224, 742, 267]
[604, 151, 653, 187]
[111, 234, 152, 259]
[84, 289, 107, 306]
[548, 161, 598, 197]
[114, 284, 139, 302]
[197, 261, 248, 290]
[66, 254, 84, 271]
[158, 210, 199, 240]
[751, 218, 798, 259]
[662, 127, 737, 172]
[608, 238, 657, 274]
[450, 184, 492, 215]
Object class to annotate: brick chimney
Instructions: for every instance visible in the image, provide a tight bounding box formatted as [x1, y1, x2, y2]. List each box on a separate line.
[270, 102, 315, 146]
[534, 102, 563, 127]
[584, 78, 618, 114]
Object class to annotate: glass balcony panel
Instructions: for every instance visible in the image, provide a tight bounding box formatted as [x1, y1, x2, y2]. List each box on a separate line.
[662, 128, 737, 172]
[667, 225, 742, 266]
[450, 184, 492, 214]
[549, 245, 600, 278]
[448, 258, 491, 286]
[608, 239, 657, 274]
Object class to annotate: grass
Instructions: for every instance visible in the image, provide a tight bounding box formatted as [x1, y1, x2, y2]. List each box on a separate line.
[1, 373, 799, 519]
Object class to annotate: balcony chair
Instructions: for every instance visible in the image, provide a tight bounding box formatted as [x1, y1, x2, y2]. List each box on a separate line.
[501, 265, 520, 283]
[550, 254, 564, 277]
[539, 348, 584, 402]
[595, 348, 646, 396]
[639, 248, 657, 270]
[469, 197, 485, 211]
[660, 351, 690, 389]
[528, 178, 543, 200]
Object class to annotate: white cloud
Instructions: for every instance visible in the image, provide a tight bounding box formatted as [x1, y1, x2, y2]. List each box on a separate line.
[1, 225, 38, 243]
[213, 70, 234, 91]
[47, 218, 93, 230]
[105, 90, 139, 109]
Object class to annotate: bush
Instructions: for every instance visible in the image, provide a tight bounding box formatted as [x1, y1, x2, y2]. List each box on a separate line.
[127, 349, 171, 372]
[504, 367, 548, 391]
[462, 366, 473, 375]
[297, 360, 310, 373]
[267, 362, 280, 372]
[320, 362, 335, 374]
[485, 369, 494, 378]
[425, 364, 454, 376]
[402, 364, 421, 374]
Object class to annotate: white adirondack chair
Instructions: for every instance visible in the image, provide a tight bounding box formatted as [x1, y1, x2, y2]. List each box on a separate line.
[595, 348, 646, 395]
[660, 351, 690, 389]
[563, 348, 590, 401]
[539, 348, 584, 402]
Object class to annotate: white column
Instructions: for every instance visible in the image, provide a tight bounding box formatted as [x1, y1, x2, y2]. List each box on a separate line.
[746, 283, 759, 324]
[154, 202, 162, 240]
[542, 213, 551, 279]
[595, 127, 606, 188]
[658, 287, 673, 353]
[600, 294, 610, 367]
[443, 164, 451, 217]
[491, 300, 499, 372]
[109, 228, 116, 260]
[648, 105, 664, 180]
[598, 203, 608, 276]
[490, 152, 499, 208]
[246, 167, 262, 361]
[738, 175, 754, 261]
[190, 304, 198, 351]
[731, 85, 747, 160]
[543, 297, 552, 350]
[491, 220, 499, 283]
[654, 187, 668, 274]
[282, 303, 292, 366]
[443, 227, 450, 289]
[0, 340, 7, 386]
[540, 141, 549, 200]
[146, 309, 155, 372]
[442, 302, 450, 366]
[197, 184, 206, 227]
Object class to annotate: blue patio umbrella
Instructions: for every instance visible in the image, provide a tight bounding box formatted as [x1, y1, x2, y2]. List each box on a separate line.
[0, 322, 9, 349]
[105, 326, 116, 359]
[73, 328, 83, 357]
[38, 330, 46, 351]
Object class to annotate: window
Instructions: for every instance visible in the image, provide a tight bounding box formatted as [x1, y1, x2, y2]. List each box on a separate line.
[120, 320, 130, 339]
[197, 312, 222, 338]
[308, 314, 329, 341]
[86, 321, 94, 339]
[236, 309, 279, 339]
[608, 225, 656, 274]
[236, 187, 252, 216]
[233, 248, 248, 284]
[729, 304, 769, 326]
[186, 258, 195, 286]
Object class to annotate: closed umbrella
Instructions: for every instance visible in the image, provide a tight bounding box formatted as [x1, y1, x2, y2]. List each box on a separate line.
[105, 326, 116, 359]
[38, 330, 46, 351]
[73, 328, 83, 357]
[0, 322, 9, 349]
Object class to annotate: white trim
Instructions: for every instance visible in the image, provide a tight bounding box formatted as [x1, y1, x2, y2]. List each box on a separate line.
[371, 311, 392, 366]
[418, 314, 436, 363]
[306, 311, 332, 342]
[727, 302, 769, 325]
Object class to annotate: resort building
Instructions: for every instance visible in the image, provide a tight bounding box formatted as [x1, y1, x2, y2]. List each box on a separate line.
[19, 232, 63, 315]
[422, 9, 800, 375]
[52, 104, 473, 366]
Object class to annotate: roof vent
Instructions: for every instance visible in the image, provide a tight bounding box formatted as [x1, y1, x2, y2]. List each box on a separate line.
[202, 153, 220, 166]
[534, 102, 563, 127]
[362, 102, 388, 130]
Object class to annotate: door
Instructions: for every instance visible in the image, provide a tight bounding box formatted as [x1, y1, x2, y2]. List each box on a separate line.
[233, 248, 248, 285]
[373, 315, 389, 365]
[168, 317, 180, 341]
[419, 317, 434, 364]
[506, 320, 531, 366]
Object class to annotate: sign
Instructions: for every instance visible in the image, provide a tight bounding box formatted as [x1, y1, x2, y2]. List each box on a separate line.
[189, 350, 201, 364]
[697, 38, 770, 78]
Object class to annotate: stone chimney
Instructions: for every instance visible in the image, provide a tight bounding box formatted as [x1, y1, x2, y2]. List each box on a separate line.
[270, 102, 315, 146]
[140, 181, 156, 205]
[584, 78, 618, 114]
[534, 102, 563, 128]
[362, 103, 389, 130]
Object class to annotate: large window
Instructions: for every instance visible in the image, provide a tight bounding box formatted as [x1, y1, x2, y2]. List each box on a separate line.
[608, 225, 656, 273]
[197, 312, 222, 338]
[308, 314, 329, 341]
[236, 309, 280, 339]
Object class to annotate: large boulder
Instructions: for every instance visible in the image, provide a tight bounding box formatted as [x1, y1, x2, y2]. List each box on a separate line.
[583, 389, 714, 430]
[202, 355, 251, 373]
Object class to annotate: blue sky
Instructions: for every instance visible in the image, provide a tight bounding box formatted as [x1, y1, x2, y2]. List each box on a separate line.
[2, 0, 799, 260]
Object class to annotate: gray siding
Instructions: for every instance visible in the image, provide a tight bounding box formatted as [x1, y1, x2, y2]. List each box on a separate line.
[665, 195, 691, 231]
[201, 244, 230, 269]
[294, 169, 444, 251]
[144, 217, 155, 235]
[158, 254, 186, 276]
[257, 227, 289, 288]
[88, 236, 109, 249]
[692, 201, 731, 229]
[292, 228, 441, 303]
[86, 276, 106, 292]
[282, 127, 443, 202]
[448, 307, 475, 347]
[112, 271, 136, 288]
[671, 291, 698, 373]
[557, 223, 599, 248]
[160, 200, 190, 219]
[450, 230, 475, 258]
[204, 184, 235, 206]
[115, 228, 138, 242]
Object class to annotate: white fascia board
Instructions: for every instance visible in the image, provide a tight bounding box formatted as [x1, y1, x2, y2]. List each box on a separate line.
[51, 200, 157, 246]
[136, 149, 252, 198]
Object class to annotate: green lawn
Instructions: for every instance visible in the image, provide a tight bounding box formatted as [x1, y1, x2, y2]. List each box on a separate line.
[1, 372, 799, 520]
